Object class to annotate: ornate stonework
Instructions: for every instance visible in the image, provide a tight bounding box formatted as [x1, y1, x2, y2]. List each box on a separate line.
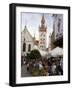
[39, 14, 47, 51]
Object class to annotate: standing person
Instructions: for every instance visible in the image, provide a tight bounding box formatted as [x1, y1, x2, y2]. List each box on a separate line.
[57, 64, 63, 75]
[60, 57, 63, 70]
[23, 60, 26, 65]
[44, 63, 49, 76]
[56, 60, 63, 75]
[39, 63, 43, 70]
[51, 62, 56, 75]
[27, 63, 29, 71]
[48, 58, 53, 76]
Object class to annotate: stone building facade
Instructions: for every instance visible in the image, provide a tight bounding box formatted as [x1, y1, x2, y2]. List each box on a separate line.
[51, 14, 63, 49]
[21, 25, 34, 56]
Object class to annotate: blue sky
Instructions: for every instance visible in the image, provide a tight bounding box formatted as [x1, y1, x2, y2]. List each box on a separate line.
[21, 12, 53, 47]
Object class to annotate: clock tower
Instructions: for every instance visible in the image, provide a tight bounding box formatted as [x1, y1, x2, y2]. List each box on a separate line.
[39, 14, 47, 51]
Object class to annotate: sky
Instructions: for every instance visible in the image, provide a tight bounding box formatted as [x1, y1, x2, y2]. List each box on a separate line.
[21, 12, 53, 48]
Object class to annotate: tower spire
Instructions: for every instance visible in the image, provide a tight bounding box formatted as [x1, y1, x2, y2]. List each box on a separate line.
[24, 19, 27, 29]
[41, 14, 45, 25]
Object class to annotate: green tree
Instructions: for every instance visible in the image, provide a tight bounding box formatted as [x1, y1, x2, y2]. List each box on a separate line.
[29, 49, 41, 59]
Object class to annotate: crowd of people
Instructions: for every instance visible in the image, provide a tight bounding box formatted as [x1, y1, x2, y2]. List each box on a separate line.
[23, 56, 63, 76]
[48, 57, 63, 75]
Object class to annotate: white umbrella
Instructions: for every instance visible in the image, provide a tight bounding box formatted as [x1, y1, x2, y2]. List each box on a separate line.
[49, 47, 63, 57]
[39, 50, 47, 57]
[46, 53, 52, 59]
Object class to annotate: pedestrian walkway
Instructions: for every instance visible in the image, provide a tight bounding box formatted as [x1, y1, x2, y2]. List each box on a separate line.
[21, 65, 32, 77]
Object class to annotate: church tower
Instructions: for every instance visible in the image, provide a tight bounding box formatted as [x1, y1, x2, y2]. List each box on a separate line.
[39, 14, 47, 51]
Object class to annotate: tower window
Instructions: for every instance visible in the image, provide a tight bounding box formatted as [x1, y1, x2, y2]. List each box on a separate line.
[43, 34, 45, 37]
[28, 44, 31, 52]
[23, 43, 26, 52]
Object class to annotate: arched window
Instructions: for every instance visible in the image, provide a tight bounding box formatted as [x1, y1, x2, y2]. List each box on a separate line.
[28, 44, 31, 52]
[23, 43, 26, 52]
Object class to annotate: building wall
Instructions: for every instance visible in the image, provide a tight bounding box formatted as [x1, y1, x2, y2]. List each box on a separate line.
[51, 31, 56, 49]
[21, 27, 34, 56]
[51, 14, 63, 49]
[53, 14, 63, 40]
[48, 35, 52, 51]
[39, 31, 47, 51]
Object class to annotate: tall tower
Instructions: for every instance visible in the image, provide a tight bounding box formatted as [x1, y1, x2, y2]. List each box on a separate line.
[39, 14, 47, 51]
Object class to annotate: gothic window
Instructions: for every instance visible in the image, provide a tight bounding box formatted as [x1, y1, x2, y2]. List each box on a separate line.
[43, 34, 45, 37]
[23, 43, 26, 52]
[28, 44, 31, 52]
[24, 38, 25, 41]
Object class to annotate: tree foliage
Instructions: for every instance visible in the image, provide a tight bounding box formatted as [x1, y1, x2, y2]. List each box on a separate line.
[28, 49, 41, 59]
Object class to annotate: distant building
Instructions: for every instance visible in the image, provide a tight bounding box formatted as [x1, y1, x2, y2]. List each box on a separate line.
[51, 31, 56, 49]
[51, 14, 63, 49]
[21, 25, 34, 56]
[48, 34, 51, 52]
[39, 14, 47, 51]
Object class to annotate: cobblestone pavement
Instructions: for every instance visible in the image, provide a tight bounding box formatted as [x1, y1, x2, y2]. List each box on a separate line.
[21, 64, 32, 77]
